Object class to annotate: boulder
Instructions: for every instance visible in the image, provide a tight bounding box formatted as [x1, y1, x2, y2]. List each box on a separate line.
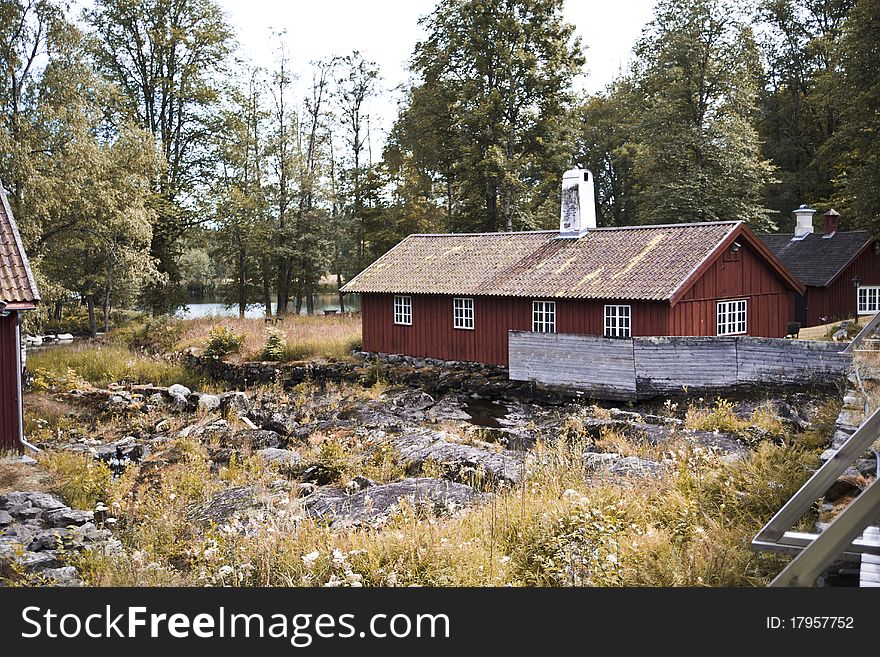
[186, 482, 290, 525]
[382, 431, 524, 485]
[256, 448, 302, 468]
[584, 452, 663, 478]
[44, 508, 95, 528]
[220, 391, 251, 417]
[196, 393, 221, 412]
[169, 392, 189, 413]
[168, 383, 192, 398]
[304, 477, 482, 528]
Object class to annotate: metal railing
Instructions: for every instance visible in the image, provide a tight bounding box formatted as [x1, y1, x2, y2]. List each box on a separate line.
[752, 406, 880, 586]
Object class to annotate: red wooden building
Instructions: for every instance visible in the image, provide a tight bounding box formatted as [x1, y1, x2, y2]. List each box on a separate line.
[760, 206, 880, 328]
[342, 170, 804, 367]
[0, 185, 40, 452]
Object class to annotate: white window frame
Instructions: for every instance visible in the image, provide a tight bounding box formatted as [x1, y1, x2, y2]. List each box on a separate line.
[716, 299, 747, 336]
[532, 300, 556, 333]
[604, 304, 632, 338]
[393, 295, 412, 326]
[857, 286, 880, 315]
[453, 297, 475, 330]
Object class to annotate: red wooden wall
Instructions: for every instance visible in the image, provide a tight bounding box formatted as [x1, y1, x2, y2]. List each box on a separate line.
[0, 313, 22, 451]
[361, 295, 674, 366]
[805, 246, 880, 326]
[360, 239, 796, 365]
[671, 240, 794, 337]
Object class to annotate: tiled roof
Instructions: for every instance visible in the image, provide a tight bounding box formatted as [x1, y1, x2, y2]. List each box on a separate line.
[342, 222, 743, 301]
[758, 231, 873, 287]
[0, 185, 40, 308]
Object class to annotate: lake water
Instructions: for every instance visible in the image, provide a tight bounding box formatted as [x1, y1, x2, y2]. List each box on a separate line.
[175, 293, 361, 319]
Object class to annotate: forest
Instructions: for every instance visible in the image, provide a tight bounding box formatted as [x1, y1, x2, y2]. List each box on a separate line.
[1, 0, 878, 333]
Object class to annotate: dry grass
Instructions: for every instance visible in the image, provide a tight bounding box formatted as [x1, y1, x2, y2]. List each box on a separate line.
[65, 406, 816, 588]
[175, 315, 362, 362]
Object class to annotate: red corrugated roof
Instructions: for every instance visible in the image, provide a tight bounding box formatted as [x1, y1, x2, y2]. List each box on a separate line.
[343, 222, 746, 301]
[0, 185, 40, 309]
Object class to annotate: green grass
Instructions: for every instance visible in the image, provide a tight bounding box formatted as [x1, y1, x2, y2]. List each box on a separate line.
[27, 342, 201, 389]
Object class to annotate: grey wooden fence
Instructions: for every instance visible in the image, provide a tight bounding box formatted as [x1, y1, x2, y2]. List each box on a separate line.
[508, 331, 850, 400]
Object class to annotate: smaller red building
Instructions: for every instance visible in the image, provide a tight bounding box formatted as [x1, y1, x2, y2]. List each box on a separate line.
[342, 170, 804, 367]
[1, 185, 40, 452]
[760, 207, 880, 327]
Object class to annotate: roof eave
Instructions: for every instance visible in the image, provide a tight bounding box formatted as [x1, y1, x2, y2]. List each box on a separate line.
[0, 183, 41, 304]
[822, 238, 876, 288]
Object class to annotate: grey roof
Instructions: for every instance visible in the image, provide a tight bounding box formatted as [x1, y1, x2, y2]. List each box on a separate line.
[758, 231, 873, 287]
[342, 222, 748, 301]
[0, 184, 40, 308]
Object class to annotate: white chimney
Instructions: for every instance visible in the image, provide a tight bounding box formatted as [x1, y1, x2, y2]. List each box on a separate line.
[559, 169, 596, 238]
[792, 204, 816, 239]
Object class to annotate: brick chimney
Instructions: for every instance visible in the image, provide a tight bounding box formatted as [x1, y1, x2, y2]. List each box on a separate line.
[559, 169, 596, 238]
[792, 204, 815, 240]
[823, 209, 840, 238]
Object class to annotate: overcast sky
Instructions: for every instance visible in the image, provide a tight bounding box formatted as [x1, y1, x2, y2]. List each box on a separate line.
[216, 0, 657, 150]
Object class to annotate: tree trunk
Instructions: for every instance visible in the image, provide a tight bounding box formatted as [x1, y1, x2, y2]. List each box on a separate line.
[86, 296, 97, 338]
[261, 258, 272, 317]
[53, 300, 63, 321]
[336, 273, 346, 313]
[237, 246, 247, 318]
[103, 253, 115, 334]
[276, 261, 290, 316]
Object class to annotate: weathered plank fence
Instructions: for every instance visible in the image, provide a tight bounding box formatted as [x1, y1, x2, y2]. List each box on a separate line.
[508, 331, 850, 400]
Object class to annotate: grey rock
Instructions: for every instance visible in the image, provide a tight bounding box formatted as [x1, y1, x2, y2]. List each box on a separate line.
[43, 566, 83, 587]
[584, 452, 663, 477]
[304, 477, 482, 528]
[148, 392, 165, 406]
[220, 391, 251, 416]
[27, 528, 72, 552]
[44, 508, 95, 528]
[168, 383, 192, 398]
[9, 505, 42, 521]
[169, 392, 189, 413]
[384, 431, 524, 485]
[196, 393, 221, 412]
[389, 389, 435, 412]
[0, 510, 12, 526]
[17, 550, 62, 572]
[186, 483, 290, 525]
[256, 447, 302, 468]
[27, 492, 67, 512]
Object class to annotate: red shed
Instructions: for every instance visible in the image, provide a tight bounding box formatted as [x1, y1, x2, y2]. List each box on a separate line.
[760, 207, 880, 327]
[342, 171, 803, 367]
[0, 185, 40, 452]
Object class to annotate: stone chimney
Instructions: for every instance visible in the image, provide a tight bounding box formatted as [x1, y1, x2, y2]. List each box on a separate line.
[823, 209, 840, 238]
[792, 204, 816, 240]
[559, 169, 596, 238]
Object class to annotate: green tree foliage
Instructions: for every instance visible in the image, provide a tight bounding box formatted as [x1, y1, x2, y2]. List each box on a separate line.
[0, 0, 161, 334]
[85, 0, 234, 313]
[830, 0, 880, 230]
[626, 0, 776, 228]
[757, 0, 854, 226]
[397, 0, 584, 233]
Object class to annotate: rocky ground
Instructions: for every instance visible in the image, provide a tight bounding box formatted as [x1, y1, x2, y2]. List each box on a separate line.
[3, 353, 852, 586]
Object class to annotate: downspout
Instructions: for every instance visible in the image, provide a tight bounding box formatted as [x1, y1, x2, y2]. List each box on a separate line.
[15, 311, 39, 453]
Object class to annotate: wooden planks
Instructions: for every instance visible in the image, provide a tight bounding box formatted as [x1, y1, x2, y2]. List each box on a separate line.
[508, 331, 850, 400]
[508, 331, 636, 399]
[634, 336, 737, 394]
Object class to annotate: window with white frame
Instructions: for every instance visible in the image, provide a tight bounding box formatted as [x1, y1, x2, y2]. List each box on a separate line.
[858, 286, 880, 314]
[393, 295, 412, 325]
[532, 300, 556, 333]
[604, 304, 631, 338]
[453, 297, 474, 329]
[717, 299, 747, 336]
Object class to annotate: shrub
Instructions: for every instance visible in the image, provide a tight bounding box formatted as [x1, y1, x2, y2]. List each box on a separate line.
[39, 452, 112, 510]
[125, 316, 185, 354]
[685, 398, 750, 434]
[261, 328, 287, 361]
[204, 325, 244, 358]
